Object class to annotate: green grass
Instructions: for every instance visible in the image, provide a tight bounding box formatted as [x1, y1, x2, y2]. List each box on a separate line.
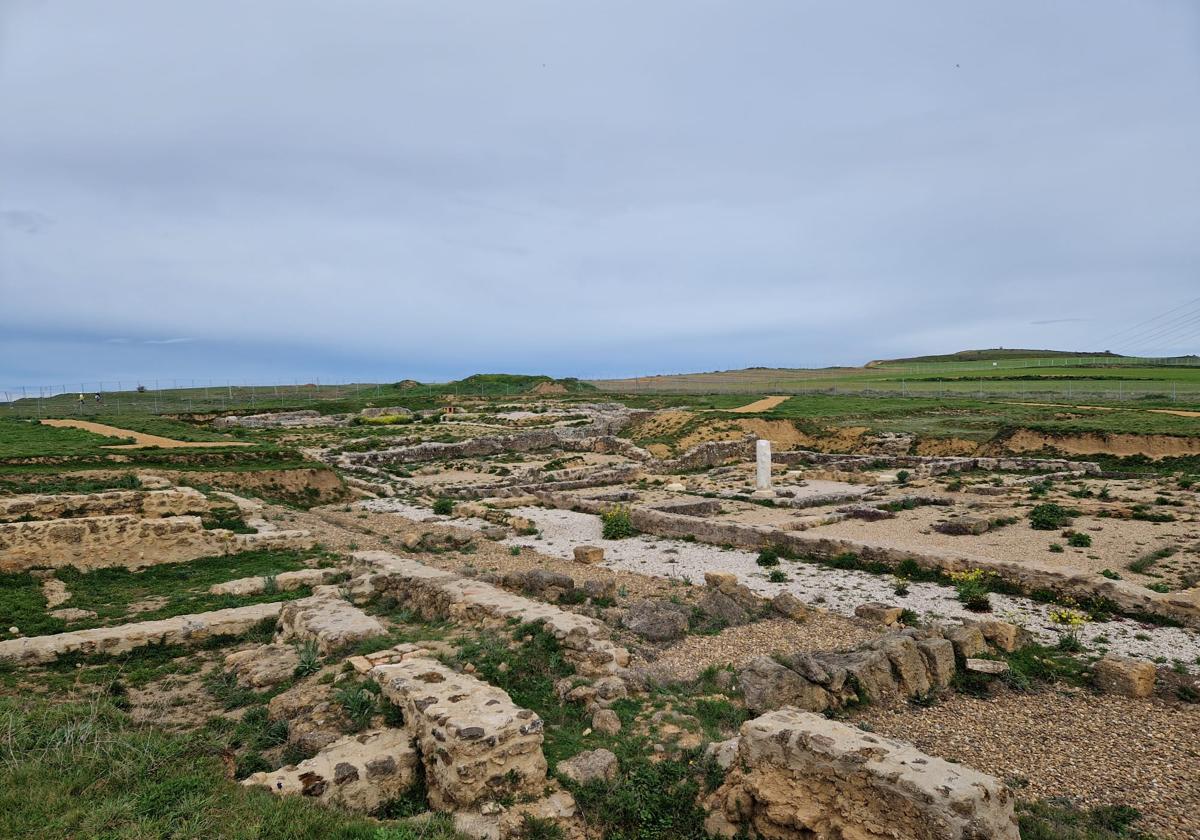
[0, 572, 67, 636]
[56, 549, 327, 627]
[1018, 800, 1159, 839]
[0, 417, 131, 457]
[0, 696, 469, 839]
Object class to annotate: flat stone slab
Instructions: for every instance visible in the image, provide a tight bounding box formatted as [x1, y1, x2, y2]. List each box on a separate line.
[224, 643, 301, 688]
[276, 593, 385, 655]
[210, 568, 339, 597]
[372, 658, 547, 810]
[0, 602, 282, 665]
[705, 708, 1019, 839]
[243, 728, 418, 812]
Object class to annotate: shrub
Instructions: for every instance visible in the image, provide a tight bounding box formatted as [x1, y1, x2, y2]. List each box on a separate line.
[431, 497, 454, 516]
[756, 548, 780, 567]
[1066, 531, 1092, 548]
[895, 470, 910, 485]
[600, 506, 636, 540]
[1029, 503, 1072, 531]
[1099, 569, 1121, 580]
[1049, 543, 1064, 553]
[950, 569, 991, 612]
[767, 570, 788, 583]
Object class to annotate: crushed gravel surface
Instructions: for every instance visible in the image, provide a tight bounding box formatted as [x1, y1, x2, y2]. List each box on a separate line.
[853, 689, 1200, 840]
[646, 617, 877, 682]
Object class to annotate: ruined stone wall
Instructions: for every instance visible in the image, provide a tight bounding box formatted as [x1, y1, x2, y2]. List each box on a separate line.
[0, 601, 283, 665]
[773, 449, 1100, 476]
[352, 551, 629, 678]
[372, 658, 547, 809]
[0, 487, 209, 523]
[704, 709, 1019, 839]
[0, 514, 310, 573]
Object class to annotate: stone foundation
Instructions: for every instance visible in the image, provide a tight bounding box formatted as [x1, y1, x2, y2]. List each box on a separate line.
[0, 513, 311, 572]
[275, 592, 386, 655]
[372, 658, 548, 809]
[352, 551, 630, 678]
[243, 729, 419, 811]
[0, 487, 209, 523]
[704, 709, 1019, 839]
[0, 602, 282, 665]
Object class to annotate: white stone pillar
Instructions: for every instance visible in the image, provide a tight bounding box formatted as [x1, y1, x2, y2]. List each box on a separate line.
[755, 439, 772, 491]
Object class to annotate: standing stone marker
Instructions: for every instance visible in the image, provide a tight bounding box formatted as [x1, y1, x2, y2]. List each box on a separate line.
[755, 439, 772, 493]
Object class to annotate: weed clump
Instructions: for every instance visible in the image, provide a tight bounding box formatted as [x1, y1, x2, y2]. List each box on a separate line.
[601, 506, 636, 540]
[1029, 503, 1072, 531]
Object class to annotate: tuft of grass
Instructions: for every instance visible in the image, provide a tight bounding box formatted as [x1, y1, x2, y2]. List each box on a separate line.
[1018, 800, 1156, 840]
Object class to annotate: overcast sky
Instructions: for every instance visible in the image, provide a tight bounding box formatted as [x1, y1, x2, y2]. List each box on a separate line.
[2, 1, 1198, 389]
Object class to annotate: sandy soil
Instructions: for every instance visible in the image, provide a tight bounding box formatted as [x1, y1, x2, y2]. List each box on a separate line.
[1001, 428, 1200, 459]
[40, 418, 253, 448]
[811, 502, 1200, 585]
[853, 689, 1200, 840]
[725, 395, 791, 413]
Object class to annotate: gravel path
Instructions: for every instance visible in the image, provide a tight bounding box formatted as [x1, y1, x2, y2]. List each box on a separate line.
[853, 689, 1200, 840]
[502, 506, 1200, 672]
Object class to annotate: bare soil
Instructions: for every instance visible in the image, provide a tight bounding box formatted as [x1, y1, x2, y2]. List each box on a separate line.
[40, 419, 253, 449]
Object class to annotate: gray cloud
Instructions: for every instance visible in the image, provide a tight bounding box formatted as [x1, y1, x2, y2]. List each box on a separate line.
[2, 1, 1198, 386]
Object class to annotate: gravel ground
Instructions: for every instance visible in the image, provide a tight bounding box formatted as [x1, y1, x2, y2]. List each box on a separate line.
[852, 689, 1200, 840]
[646, 616, 877, 682]
[499, 506, 1200, 672]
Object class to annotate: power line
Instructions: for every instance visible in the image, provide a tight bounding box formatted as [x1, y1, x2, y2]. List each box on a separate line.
[1096, 296, 1200, 350]
[1122, 311, 1200, 356]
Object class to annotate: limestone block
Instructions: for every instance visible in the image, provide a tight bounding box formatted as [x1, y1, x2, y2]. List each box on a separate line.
[1093, 656, 1156, 698]
[224, 643, 301, 688]
[573, 545, 605, 564]
[557, 749, 618, 785]
[854, 603, 904, 627]
[244, 728, 418, 811]
[276, 594, 385, 655]
[372, 659, 547, 809]
[704, 709, 1019, 839]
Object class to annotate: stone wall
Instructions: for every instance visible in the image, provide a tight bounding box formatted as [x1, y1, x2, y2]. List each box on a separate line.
[0, 487, 210, 523]
[213, 410, 342, 428]
[352, 551, 629, 678]
[338, 407, 636, 467]
[738, 625, 980, 714]
[243, 729, 419, 811]
[0, 601, 283, 665]
[773, 448, 1100, 476]
[703, 709, 1019, 839]
[0, 514, 311, 572]
[372, 658, 548, 809]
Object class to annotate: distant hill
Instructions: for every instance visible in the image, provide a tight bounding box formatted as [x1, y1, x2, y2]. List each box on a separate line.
[866, 349, 1123, 367]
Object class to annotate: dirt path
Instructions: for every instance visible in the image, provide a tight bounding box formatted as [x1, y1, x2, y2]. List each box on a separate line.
[1010, 401, 1200, 418]
[726, 395, 790, 413]
[40, 418, 254, 449]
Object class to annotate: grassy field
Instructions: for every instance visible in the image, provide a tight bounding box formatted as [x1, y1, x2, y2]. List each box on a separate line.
[590, 351, 1200, 400]
[3, 374, 598, 420]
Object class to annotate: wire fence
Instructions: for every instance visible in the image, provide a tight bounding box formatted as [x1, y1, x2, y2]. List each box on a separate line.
[0, 380, 409, 418]
[0, 378, 562, 418]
